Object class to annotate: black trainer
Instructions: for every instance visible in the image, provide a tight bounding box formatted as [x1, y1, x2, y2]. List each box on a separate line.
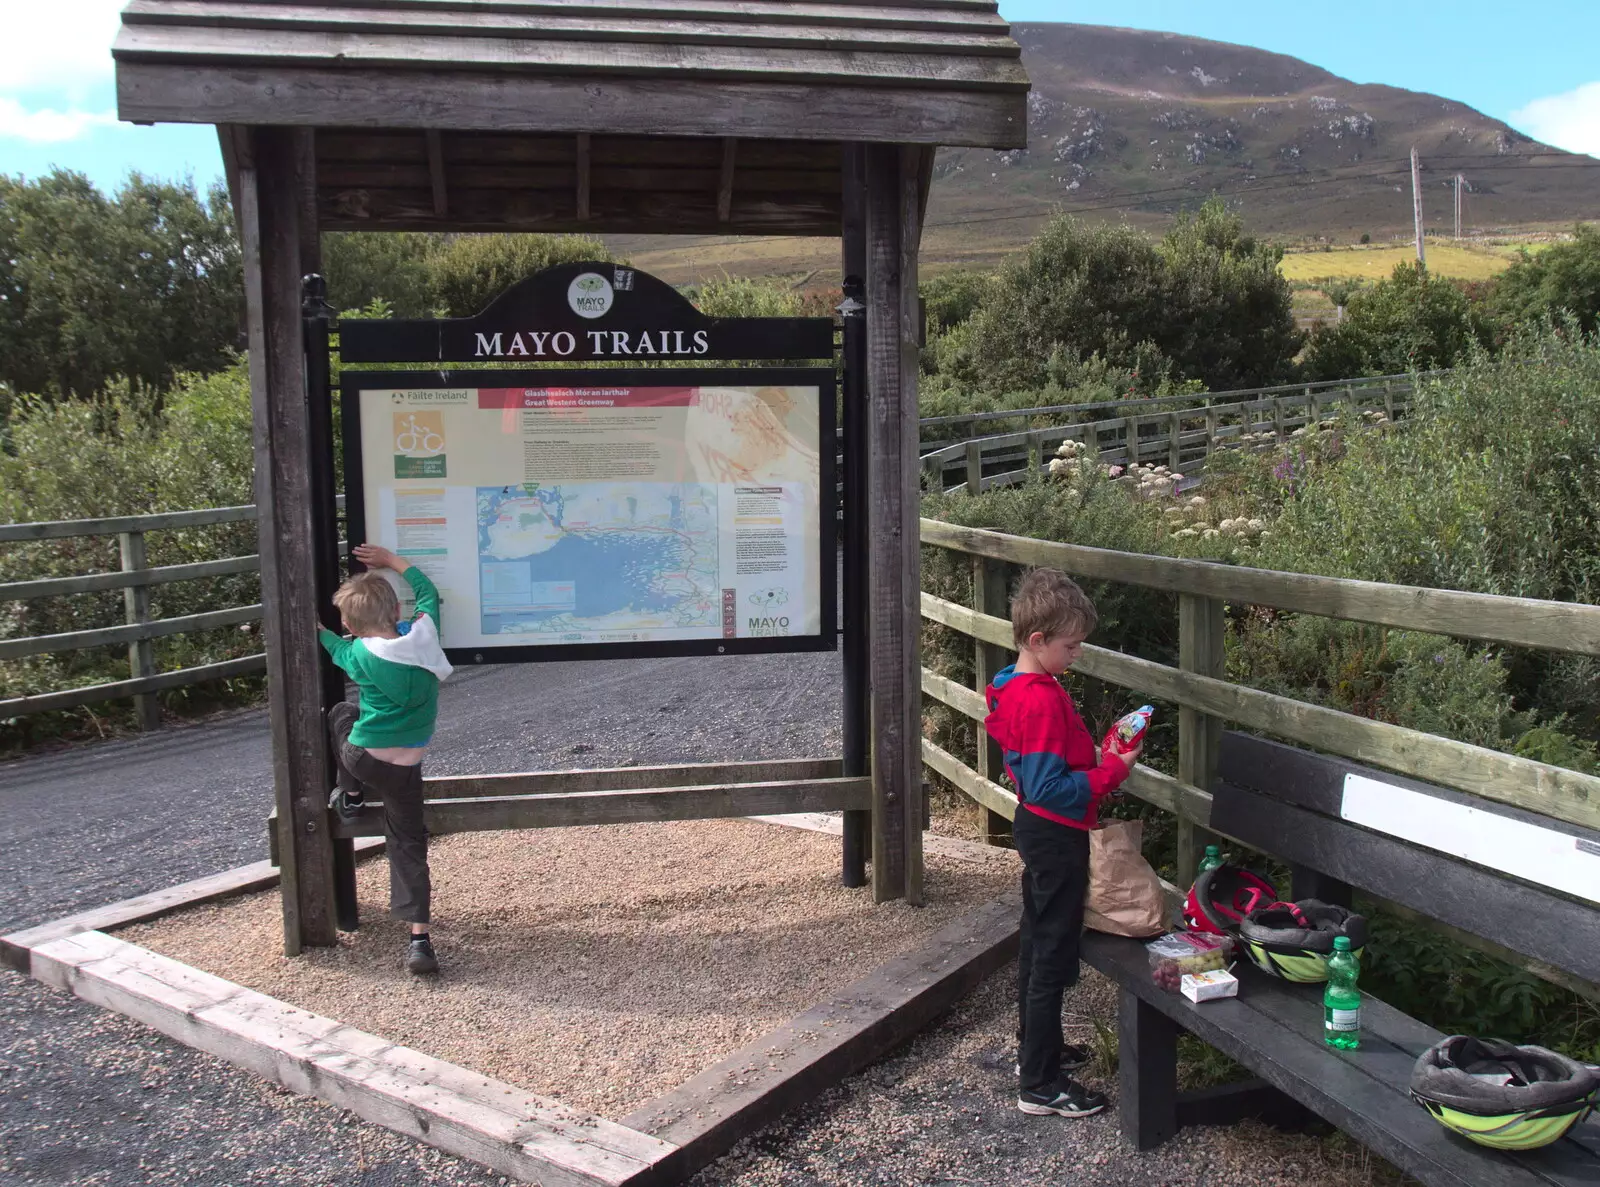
[407, 935, 439, 975]
[1014, 1042, 1091, 1077]
[1018, 1077, 1108, 1118]
[327, 786, 365, 825]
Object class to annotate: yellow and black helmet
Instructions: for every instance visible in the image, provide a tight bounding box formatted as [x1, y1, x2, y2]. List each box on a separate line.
[1237, 899, 1367, 983]
[1411, 1036, 1597, 1151]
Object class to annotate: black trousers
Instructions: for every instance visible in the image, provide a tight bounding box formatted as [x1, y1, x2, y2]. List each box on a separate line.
[328, 701, 431, 925]
[1013, 807, 1091, 1092]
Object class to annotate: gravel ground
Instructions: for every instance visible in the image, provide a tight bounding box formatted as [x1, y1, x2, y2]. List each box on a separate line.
[124, 820, 1014, 1116]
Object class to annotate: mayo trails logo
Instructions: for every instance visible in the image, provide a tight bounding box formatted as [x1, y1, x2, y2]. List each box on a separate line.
[567, 272, 614, 319]
[393, 410, 446, 478]
[747, 589, 792, 636]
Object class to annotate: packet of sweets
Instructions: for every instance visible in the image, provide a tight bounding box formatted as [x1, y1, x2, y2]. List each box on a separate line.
[1103, 705, 1154, 756]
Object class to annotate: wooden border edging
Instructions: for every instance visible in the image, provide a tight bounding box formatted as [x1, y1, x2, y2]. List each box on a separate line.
[29, 930, 675, 1187]
[0, 837, 385, 975]
[620, 897, 1020, 1183]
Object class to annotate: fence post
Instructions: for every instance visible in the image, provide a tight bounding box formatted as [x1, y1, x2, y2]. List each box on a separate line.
[1205, 407, 1218, 459]
[1273, 397, 1286, 444]
[118, 530, 162, 731]
[922, 453, 943, 494]
[1167, 412, 1181, 470]
[1176, 593, 1225, 885]
[1384, 381, 1396, 422]
[965, 440, 983, 495]
[1126, 413, 1140, 468]
[973, 554, 1012, 847]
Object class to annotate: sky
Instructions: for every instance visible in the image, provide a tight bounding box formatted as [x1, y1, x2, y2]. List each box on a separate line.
[1, 0, 1596, 194]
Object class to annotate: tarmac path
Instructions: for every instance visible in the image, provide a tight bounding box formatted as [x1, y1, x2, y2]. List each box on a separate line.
[1, 651, 844, 1186]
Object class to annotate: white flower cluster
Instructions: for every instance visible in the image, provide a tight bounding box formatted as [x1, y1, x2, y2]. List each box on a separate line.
[1123, 462, 1183, 497]
[1047, 437, 1089, 476]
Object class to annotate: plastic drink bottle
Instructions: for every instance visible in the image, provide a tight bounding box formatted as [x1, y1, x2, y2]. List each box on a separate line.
[1198, 844, 1223, 874]
[1103, 705, 1155, 756]
[1323, 935, 1361, 1050]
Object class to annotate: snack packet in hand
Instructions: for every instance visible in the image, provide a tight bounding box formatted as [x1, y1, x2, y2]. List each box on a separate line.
[1103, 705, 1155, 756]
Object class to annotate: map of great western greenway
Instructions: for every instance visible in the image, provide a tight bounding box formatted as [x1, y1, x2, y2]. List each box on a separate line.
[475, 484, 719, 639]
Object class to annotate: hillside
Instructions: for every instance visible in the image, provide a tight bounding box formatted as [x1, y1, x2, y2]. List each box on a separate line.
[613, 22, 1599, 282]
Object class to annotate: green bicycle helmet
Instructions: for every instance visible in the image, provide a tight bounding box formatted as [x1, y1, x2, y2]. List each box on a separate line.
[1410, 1036, 1596, 1151]
[1237, 899, 1367, 983]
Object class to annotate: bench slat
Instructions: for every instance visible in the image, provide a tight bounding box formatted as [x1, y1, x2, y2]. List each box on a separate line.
[1209, 784, 1600, 986]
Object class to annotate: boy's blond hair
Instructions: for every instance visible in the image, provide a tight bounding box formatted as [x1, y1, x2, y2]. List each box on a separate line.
[1011, 567, 1098, 648]
[333, 571, 400, 637]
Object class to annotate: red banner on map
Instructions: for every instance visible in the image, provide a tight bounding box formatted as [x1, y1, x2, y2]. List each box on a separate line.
[476, 387, 699, 409]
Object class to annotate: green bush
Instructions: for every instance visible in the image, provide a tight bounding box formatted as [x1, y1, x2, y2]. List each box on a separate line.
[1302, 262, 1493, 379]
[947, 199, 1300, 396]
[1492, 225, 1600, 336]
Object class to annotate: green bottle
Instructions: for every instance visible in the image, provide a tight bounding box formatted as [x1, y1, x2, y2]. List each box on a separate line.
[1198, 844, 1223, 874]
[1323, 935, 1361, 1050]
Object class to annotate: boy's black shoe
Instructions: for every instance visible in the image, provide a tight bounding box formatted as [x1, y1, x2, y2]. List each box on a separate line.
[1018, 1077, 1108, 1118]
[407, 935, 439, 975]
[327, 787, 365, 825]
[1014, 1042, 1091, 1077]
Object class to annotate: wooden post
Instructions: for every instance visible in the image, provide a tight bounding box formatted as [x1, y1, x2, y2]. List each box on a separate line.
[1167, 412, 1181, 471]
[1204, 407, 1218, 459]
[838, 144, 869, 890]
[964, 440, 982, 495]
[973, 556, 1011, 846]
[1126, 412, 1139, 468]
[1176, 593, 1226, 886]
[117, 530, 161, 731]
[1119, 988, 1179, 1151]
[863, 142, 924, 904]
[1272, 397, 1286, 444]
[1384, 381, 1396, 422]
[239, 125, 338, 953]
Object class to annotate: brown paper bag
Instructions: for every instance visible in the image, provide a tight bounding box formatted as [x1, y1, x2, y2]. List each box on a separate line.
[1084, 819, 1168, 938]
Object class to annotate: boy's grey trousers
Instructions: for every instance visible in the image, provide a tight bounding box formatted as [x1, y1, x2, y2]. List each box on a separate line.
[328, 701, 431, 925]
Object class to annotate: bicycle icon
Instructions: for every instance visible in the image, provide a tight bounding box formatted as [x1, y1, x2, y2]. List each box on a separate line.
[395, 414, 444, 454]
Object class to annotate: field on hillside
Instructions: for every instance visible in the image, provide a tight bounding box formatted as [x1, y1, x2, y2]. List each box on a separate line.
[1279, 241, 1542, 283]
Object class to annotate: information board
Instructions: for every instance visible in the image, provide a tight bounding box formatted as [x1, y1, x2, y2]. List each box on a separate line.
[343, 368, 836, 662]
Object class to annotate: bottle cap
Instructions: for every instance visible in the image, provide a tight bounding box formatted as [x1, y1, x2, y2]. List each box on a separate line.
[1204, 844, 1220, 856]
[1333, 936, 1351, 951]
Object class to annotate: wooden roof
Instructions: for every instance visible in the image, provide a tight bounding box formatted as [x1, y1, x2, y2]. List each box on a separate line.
[113, 1, 1029, 148]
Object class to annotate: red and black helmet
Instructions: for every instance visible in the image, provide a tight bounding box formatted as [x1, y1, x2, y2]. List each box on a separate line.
[1184, 864, 1279, 934]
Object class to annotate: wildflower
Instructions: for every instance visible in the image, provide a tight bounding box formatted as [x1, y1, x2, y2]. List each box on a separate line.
[1247, 518, 1264, 531]
[1170, 473, 1184, 482]
[1164, 507, 1186, 520]
[1048, 458, 1067, 475]
[1106, 465, 1125, 478]
[1173, 528, 1199, 539]
[1188, 495, 1207, 507]
[1202, 529, 1220, 539]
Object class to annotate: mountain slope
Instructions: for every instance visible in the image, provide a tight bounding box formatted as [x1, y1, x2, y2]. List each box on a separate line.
[614, 23, 1599, 281]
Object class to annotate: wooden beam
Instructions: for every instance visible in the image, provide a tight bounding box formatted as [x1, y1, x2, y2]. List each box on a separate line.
[329, 777, 872, 837]
[1176, 593, 1225, 884]
[425, 128, 448, 216]
[239, 125, 338, 954]
[717, 135, 737, 222]
[622, 897, 1020, 1181]
[31, 931, 674, 1186]
[574, 131, 590, 219]
[117, 65, 1030, 149]
[422, 757, 843, 801]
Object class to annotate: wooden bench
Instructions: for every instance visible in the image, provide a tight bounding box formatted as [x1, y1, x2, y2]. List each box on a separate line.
[1081, 732, 1600, 1187]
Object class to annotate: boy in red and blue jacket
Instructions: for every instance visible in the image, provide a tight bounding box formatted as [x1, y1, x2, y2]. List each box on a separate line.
[985, 568, 1140, 1119]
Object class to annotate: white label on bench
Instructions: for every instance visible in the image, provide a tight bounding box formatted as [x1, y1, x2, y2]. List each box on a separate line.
[1341, 773, 1600, 904]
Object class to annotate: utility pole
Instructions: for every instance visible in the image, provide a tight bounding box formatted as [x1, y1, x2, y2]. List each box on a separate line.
[1411, 146, 1426, 269]
[1455, 173, 1464, 240]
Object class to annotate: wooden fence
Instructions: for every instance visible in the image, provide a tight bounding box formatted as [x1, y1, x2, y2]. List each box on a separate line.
[0, 503, 344, 724]
[918, 518, 1600, 1001]
[921, 373, 1413, 496]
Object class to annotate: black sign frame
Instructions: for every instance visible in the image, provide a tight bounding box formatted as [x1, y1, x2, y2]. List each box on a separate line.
[339, 260, 834, 365]
[341, 366, 838, 665]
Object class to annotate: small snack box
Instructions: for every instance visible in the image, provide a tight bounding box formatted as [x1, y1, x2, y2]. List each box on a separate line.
[1181, 968, 1240, 1003]
[1146, 930, 1235, 992]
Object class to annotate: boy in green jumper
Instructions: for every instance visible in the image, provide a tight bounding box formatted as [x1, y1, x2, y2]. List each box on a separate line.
[319, 543, 453, 974]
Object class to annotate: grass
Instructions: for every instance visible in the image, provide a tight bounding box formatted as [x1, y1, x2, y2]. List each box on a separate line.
[1279, 241, 1516, 283]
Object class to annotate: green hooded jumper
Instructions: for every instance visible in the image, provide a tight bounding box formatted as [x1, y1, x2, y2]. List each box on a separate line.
[318, 567, 453, 748]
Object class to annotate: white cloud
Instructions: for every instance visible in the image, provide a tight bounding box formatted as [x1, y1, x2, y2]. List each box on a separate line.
[1511, 82, 1600, 159]
[0, 0, 125, 101]
[0, 96, 117, 142]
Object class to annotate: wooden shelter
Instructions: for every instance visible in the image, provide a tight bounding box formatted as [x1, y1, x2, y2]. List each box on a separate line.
[113, 0, 1029, 953]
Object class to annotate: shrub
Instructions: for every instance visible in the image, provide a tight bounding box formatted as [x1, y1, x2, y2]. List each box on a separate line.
[1302, 261, 1492, 379]
[1492, 224, 1600, 336]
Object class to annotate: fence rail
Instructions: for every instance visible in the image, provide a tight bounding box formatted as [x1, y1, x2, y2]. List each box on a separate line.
[921, 373, 1412, 496]
[917, 517, 1600, 1000]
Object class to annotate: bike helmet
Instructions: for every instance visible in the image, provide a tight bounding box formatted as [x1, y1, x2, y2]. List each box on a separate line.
[1238, 899, 1368, 983]
[1183, 864, 1278, 934]
[1411, 1036, 1597, 1151]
